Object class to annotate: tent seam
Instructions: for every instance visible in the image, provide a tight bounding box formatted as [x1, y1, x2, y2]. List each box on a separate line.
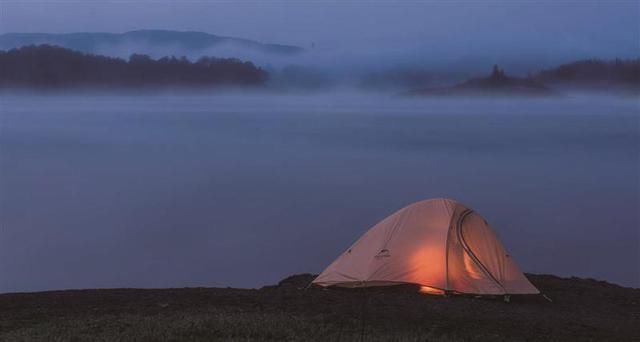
[444, 201, 456, 292]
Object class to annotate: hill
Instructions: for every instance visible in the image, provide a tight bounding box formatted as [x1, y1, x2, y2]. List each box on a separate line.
[0, 30, 304, 58]
[0, 273, 637, 341]
[0, 45, 268, 89]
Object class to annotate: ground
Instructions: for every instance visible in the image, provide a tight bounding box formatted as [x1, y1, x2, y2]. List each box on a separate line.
[0, 274, 638, 341]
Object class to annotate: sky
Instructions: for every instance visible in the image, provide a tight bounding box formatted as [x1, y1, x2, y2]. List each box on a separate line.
[1, 0, 638, 62]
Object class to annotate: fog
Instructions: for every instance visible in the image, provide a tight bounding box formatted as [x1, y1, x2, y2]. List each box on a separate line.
[1, 92, 638, 292]
[2, 1, 638, 87]
[3, 1, 638, 59]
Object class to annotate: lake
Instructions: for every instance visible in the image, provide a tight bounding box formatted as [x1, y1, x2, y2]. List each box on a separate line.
[0, 92, 638, 292]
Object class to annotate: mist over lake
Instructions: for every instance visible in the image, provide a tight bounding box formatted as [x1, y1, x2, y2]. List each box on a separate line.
[0, 93, 638, 292]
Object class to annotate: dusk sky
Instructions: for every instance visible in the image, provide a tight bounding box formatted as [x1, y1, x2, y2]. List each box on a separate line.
[1, 1, 639, 60]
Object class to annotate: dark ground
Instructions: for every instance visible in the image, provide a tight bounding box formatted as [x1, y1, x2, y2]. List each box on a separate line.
[0, 274, 638, 341]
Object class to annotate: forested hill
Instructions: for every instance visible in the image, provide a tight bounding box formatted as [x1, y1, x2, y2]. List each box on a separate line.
[0, 30, 304, 56]
[535, 58, 640, 86]
[0, 45, 268, 88]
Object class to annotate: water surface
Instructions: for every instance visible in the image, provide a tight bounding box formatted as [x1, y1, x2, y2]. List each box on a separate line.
[1, 93, 638, 292]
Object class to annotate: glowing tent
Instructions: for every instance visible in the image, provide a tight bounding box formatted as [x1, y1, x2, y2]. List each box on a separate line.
[313, 198, 539, 295]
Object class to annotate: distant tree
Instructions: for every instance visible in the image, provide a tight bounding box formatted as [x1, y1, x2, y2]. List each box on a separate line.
[535, 58, 640, 85]
[129, 54, 153, 64]
[490, 64, 506, 80]
[0, 45, 268, 89]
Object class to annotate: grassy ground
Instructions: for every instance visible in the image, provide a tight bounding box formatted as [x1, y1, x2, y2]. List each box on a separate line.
[0, 274, 638, 341]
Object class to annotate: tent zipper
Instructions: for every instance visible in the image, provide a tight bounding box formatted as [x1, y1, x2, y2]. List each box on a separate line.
[456, 209, 507, 294]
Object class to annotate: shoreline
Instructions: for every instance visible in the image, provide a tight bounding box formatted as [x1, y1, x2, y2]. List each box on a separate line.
[2, 273, 636, 296]
[2, 273, 638, 341]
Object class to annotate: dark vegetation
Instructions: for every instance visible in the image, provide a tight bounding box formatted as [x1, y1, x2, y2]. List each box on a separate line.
[1, 44, 638, 94]
[406, 65, 552, 97]
[0, 45, 268, 89]
[395, 59, 640, 96]
[536, 58, 640, 86]
[1, 274, 638, 341]
[454, 65, 551, 95]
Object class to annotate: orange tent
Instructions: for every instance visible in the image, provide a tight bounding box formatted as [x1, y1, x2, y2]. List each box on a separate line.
[313, 198, 539, 295]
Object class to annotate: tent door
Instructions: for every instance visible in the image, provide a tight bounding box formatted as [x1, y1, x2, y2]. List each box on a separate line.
[456, 210, 506, 293]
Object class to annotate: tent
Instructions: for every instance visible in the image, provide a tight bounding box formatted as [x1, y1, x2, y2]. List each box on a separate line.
[313, 198, 539, 295]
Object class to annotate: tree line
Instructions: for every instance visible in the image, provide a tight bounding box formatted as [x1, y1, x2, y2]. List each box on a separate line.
[536, 58, 640, 85]
[0, 45, 268, 88]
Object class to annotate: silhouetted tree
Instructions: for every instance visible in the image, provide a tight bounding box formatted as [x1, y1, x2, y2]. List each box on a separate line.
[0, 45, 268, 88]
[536, 58, 640, 85]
